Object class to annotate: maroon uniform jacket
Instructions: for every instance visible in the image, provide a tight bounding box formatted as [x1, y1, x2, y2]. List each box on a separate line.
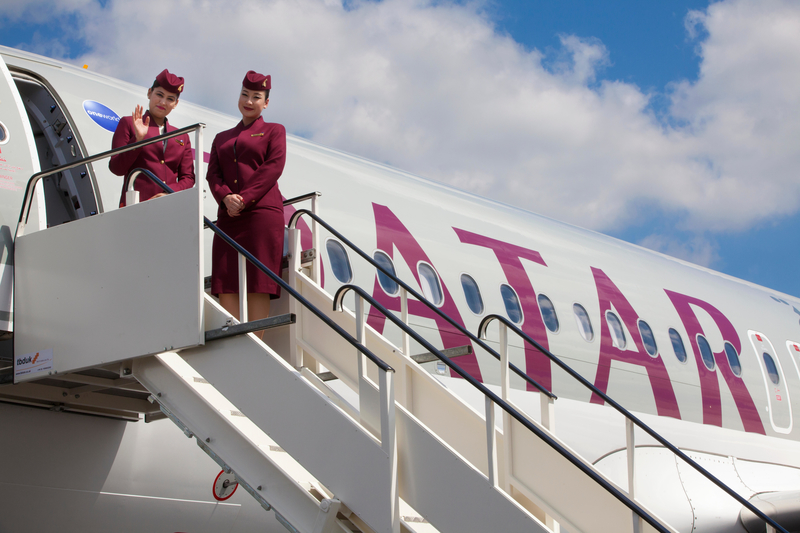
[206, 117, 286, 213]
[109, 112, 195, 207]
[207, 117, 287, 296]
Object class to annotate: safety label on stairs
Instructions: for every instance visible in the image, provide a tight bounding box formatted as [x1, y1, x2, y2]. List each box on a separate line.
[15, 348, 53, 379]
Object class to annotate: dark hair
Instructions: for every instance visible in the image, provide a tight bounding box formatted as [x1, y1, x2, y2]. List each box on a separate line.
[150, 80, 180, 99]
[242, 87, 270, 99]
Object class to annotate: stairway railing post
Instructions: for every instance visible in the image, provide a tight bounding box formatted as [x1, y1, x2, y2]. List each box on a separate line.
[194, 124, 205, 345]
[355, 295, 370, 421]
[400, 288, 410, 357]
[486, 395, 499, 488]
[126, 189, 140, 206]
[499, 323, 509, 401]
[310, 194, 320, 284]
[498, 322, 513, 493]
[378, 367, 399, 533]
[542, 395, 555, 434]
[238, 253, 248, 322]
[288, 227, 303, 368]
[626, 418, 642, 533]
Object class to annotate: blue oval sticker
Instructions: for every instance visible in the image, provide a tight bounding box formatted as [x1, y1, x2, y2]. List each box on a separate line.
[83, 100, 121, 132]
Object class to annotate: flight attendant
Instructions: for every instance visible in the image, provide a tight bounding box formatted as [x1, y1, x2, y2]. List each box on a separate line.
[207, 70, 287, 332]
[109, 69, 195, 206]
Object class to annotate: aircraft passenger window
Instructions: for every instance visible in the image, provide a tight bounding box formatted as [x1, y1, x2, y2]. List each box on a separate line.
[763, 352, 780, 385]
[606, 312, 626, 349]
[638, 320, 658, 357]
[460, 274, 484, 315]
[500, 284, 523, 324]
[326, 240, 353, 283]
[573, 303, 594, 342]
[538, 294, 559, 333]
[724, 342, 742, 377]
[0, 121, 7, 143]
[697, 335, 715, 371]
[418, 263, 444, 306]
[669, 328, 687, 363]
[374, 251, 399, 296]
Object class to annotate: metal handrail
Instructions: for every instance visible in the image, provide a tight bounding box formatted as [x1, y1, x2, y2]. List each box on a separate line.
[110, 168, 396, 375]
[126, 168, 175, 196]
[333, 283, 671, 533]
[283, 191, 321, 207]
[16, 122, 205, 234]
[478, 313, 789, 533]
[295, 208, 787, 532]
[287, 208, 556, 399]
[206, 223, 393, 375]
[204, 191, 321, 227]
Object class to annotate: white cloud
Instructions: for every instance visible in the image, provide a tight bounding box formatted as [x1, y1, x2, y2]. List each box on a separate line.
[638, 233, 719, 268]
[2, 0, 799, 238]
[670, 0, 800, 231]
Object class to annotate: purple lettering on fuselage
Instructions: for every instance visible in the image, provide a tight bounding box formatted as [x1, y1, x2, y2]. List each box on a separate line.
[454, 229, 553, 391]
[590, 268, 681, 418]
[367, 204, 481, 379]
[190, 149, 211, 164]
[665, 290, 765, 434]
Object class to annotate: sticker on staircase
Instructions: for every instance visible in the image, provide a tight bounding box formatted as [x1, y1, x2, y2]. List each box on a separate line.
[15, 348, 53, 379]
[213, 470, 238, 501]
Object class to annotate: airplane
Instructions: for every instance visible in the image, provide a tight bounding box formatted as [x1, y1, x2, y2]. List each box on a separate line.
[1, 43, 799, 533]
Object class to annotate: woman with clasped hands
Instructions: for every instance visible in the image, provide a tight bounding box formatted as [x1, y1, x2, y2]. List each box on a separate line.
[206, 70, 287, 335]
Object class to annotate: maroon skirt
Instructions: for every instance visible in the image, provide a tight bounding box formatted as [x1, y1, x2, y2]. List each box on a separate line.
[211, 205, 284, 297]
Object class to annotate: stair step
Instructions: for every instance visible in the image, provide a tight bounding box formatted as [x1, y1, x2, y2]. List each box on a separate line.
[205, 313, 296, 342]
[315, 345, 473, 382]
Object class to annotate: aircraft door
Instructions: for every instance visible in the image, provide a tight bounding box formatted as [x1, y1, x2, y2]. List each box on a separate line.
[789, 341, 800, 367]
[11, 72, 98, 226]
[0, 58, 40, 332]
[749, 331, 792, 433]
[787, 340, 800, 400]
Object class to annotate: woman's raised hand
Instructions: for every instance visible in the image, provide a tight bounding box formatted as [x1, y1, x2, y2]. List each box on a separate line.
[132, 105, 150, 142]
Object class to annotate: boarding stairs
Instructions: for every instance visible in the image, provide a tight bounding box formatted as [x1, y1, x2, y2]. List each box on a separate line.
[5, 126, 788, 533]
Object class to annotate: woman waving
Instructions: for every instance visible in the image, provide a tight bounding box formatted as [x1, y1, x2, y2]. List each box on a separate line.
[109, 69, 195, 206]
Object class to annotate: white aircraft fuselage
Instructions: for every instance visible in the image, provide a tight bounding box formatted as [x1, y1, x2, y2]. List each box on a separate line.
[1, 45, 799, 533]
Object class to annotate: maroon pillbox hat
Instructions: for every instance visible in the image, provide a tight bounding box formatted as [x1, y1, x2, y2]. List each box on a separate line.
[243, 70, 271, 91]
[155, 69, 184, 94]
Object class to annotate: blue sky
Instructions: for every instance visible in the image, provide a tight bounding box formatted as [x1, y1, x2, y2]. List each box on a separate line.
[487, 0, 800, 298]
[491, 1, 709, 90]
[1, 0, 799, 298]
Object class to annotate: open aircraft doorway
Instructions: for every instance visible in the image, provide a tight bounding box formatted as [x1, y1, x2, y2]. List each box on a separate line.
[12, 70, 100, 229]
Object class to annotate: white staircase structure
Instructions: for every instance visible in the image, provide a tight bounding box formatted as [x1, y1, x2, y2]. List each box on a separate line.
[7, 134, 786, 533]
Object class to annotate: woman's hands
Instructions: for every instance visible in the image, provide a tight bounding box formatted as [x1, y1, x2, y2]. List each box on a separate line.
[223, 194, 245, 217]
[132, 105, 150, 142]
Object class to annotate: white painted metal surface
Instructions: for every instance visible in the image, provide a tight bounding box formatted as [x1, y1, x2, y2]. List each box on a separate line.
[134, 350, 339, 533]
[0, 56, 41, 331]
[14, 187, 204, 381]
[4, 44, 799, 533]
[174, 294, 400, 533]
[395, 405, 549, 532]
[290, 267, 673, 533]
[0, 402, 280, 533]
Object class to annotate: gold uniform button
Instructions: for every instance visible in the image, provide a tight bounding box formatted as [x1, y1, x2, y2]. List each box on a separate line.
[234, 159, 237, 162]
[161, 160, 165, 164]
[234, 180, 237, 183]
